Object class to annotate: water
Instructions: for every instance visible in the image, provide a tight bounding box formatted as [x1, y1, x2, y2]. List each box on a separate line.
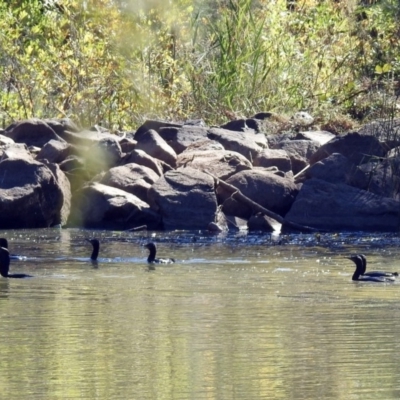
[1, 229, 400, 399]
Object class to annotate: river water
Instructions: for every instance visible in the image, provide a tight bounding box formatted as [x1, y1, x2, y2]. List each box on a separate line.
[0, 228, 400, 399]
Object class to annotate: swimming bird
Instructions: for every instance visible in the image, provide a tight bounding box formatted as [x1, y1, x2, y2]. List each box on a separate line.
[86, 238, 100, 261]
[144, 242, 174, 264]
[0, 238, 26, 260]
[358, 254, 398, 278]
[0, 247, 32, 278]
[348, 254, 396, 282]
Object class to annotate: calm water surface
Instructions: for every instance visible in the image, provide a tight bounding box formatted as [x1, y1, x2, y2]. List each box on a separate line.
[1, 229, 400, 399]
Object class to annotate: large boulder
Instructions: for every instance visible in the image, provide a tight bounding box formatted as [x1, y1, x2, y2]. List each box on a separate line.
[69, 182, 160, 230]
[119, 137, 137, 154]
[0, 134, 15, 146]
[135, 129, 177, 168]
[273, 139, 320, 174]
[133, 119, 182, 141]
[98, 163, 159, 203]
[207, 127, 264, 161]
[310, 131, 387, 165]
[36, 139, 78, 164]
[147, 167, 218, 230]
[4, 118, 65, 147]
[285, 178, 400, 231]
[86, 136, 123, 173]
[0, 158, 67, 228]
[304, 153, 356, 184]
[0, 143, 33, 161]
[59, 155, 86, 173]
[120, 149, 165, 176]
[176, 149, 252, 180]
[158, 125, 209, 154]
[253, 148, 292, 172]
[217, 169, 298, 219]
[352, 159, 400, 200]
[43, 118, 80, 136]
[303, 152, 400, 200]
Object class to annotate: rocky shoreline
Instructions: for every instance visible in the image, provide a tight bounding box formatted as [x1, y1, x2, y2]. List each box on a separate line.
[0, 114, 399, 233]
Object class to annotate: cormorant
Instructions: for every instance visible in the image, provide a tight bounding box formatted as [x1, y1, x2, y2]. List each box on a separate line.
[348, 255, 396, 282]
[144, 242, 174, 264]
[0, 247, 32, 278]
[86, 238, 100, 261]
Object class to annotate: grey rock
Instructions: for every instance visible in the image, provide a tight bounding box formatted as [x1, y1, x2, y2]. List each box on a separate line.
[274, 139, 320, 174]
[86, 136, 123, 172]
[36, 139, 78, 164]
[0, 134, 15, 145]
[136, 129, 177, 167]
[0, 143, 33, 161]
[99, 163, 159, 203]
[285, 178, 400, 231]
[69, 182, 160, 230]
[147, 167, 218, 230]
[158, 125, 208, 154]
[4, 118, 65, 147]
[207, 127, 264, 161]
[217, 169, 298, 219]
[176, 149, 252, 180]
[253, 148, 292, 172]
[119, 138, 137, 153]
[310, 131, 386, 165]
[305, 153, 354, 184]
[0, 158, 66, 228]
[121, 149, 164, 176]
[134, 119, 182, 141]
[44, 118, 80, 135]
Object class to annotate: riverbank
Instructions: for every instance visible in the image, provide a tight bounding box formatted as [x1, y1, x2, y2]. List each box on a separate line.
[0, 113, 399, 232]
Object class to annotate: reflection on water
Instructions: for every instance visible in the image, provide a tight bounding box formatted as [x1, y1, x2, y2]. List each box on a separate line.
[0, 229, 400, 399]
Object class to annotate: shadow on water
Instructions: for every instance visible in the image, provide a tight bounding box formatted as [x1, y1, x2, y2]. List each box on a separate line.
[0, 228, 400, 399]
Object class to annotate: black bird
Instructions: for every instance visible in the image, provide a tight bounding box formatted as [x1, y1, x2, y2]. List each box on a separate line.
[0, 238, 26, 260]
[86, 238, 100, 261]
[348, 255, 396, 282]
[358, 254, 398, 278]
[0, 247, 32, 278]
[144, 242, 174, 264]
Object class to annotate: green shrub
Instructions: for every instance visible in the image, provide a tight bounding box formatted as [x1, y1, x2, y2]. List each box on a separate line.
[0, 0, 398, 130]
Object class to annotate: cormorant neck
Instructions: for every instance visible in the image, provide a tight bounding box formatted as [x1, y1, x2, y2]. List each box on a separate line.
[0, 238, 8, 249]
[350, 256, 364, 281]
[352, 271, 361, 281]
[359, 255, 367, 275]
[0, 247, 10, 277]
[87, 239, 99, 261]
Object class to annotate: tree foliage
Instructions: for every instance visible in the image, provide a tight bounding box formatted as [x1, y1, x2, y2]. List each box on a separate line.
[0, 0, 399, 130]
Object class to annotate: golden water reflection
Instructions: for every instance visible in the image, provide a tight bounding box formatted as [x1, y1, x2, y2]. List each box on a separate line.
[0, 230, 399, 399]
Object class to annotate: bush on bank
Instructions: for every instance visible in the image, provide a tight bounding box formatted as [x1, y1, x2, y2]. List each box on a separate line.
[0, 0, 399, 131]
